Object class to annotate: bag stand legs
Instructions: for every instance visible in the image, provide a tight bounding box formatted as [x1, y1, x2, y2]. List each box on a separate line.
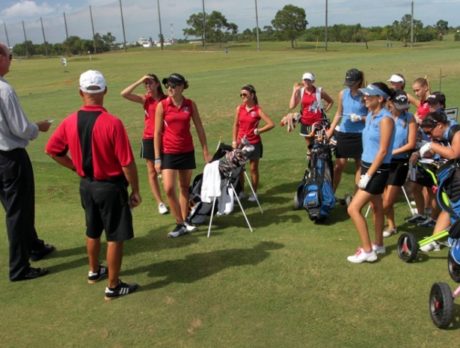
[207, 170, 262, 237]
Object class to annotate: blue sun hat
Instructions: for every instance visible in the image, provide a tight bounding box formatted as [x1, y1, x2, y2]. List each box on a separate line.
[359, 84, 389, 98]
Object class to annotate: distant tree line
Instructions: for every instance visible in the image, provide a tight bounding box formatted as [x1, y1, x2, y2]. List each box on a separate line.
[11, 4, 460, 56]
[183, 6, 458, 46]
[13, 32, 117, 56]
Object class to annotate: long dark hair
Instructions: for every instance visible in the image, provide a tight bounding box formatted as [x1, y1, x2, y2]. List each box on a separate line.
[241, 84, 258, 105]
[148, 73, 165, 98]
[421, 110, 448, 128]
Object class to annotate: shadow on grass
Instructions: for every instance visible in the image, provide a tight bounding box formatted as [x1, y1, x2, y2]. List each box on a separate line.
[124, 241, 283, 291]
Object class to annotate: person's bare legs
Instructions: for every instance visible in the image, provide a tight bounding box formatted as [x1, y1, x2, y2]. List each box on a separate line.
[86, 237, 101, 273]
[146, 160, 165, 205]
[383, 185, 401, 230]
[249, 159, 259, 193]
[106, 241, 123, 288]
[162, 169, 183, 224]
[178, 169, 193, 221]
[347, 189, 373, 252]
[370, 194, 384, 247]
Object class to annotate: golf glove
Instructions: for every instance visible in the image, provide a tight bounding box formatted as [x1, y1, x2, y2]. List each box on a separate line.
[358, 174, 371, 189]
[419, 142, 432, 157]
[253, 128, 260, 135]
[350, 113, 361, 122]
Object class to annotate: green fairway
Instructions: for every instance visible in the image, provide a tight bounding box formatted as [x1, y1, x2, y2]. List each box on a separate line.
[2, 40, 460, 347]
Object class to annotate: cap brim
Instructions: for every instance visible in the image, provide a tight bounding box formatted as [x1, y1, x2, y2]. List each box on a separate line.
[394, 103, 410, 110]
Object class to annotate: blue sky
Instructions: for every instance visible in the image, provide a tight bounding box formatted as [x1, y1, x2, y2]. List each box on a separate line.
[0, 0, 459, 45]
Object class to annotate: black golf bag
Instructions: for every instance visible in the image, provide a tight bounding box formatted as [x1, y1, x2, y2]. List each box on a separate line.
[294, 121, 335, 222]
[187, 140, 253, 225]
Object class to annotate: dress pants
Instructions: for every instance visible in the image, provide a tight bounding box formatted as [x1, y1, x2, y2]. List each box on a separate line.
[0, 148, 35, 280]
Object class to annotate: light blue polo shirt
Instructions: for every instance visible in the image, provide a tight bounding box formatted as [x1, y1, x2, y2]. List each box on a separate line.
[362, 107, 395, 164]
[392, 111, 414, 160]
[340, 88, 368, 133]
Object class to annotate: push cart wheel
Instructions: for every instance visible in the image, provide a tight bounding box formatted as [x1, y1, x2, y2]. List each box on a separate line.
[448, 252, 460, 283]
[429, 282, 454, 329]
[397, 232, 418, 262]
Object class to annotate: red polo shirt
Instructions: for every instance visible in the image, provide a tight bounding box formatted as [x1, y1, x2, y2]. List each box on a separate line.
[143, 94, 163, 139]
[416, 101, 431, 121]
[45, 105, 134, 180]
[236, 104, 261, 145]
[160, 97, 194, 154]
[300, 87, 323, 125]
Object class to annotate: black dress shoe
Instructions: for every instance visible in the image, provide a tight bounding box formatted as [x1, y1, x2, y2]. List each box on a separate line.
[30, 244, 55, 261]
[11, 267, 48, 281]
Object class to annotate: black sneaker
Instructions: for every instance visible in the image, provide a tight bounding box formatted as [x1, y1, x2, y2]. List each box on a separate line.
[11, 267, 48, 281]
[104, 280, 139, 300]
[88, 265, 108, 284]
[30, 244, 55, 261]
[167, 224, 188, 238]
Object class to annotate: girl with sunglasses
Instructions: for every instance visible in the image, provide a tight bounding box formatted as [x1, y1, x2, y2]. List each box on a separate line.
[417, 111, 460, 251]
[327, 68, 367, 193]
[381, 90, 416, 238]
[232, 84, 274, 202]
[121, 74, 169, 215]
[154, 73, 210, 238]
[347, 82, 395, 264]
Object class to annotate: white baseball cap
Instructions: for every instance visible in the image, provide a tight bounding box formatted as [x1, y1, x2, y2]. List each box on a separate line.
[79, 70, 106, 94]
[387, 74, 405, 84]
[302, 72, 315, 82]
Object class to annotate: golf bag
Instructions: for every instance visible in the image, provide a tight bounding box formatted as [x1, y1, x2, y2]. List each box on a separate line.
[435, 159, 460, 266]
[187, 140, 253, 225]
[295, 120, 335, 222]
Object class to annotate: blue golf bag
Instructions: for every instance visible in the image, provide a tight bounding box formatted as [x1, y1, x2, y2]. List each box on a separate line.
[295, 141, 335, 222]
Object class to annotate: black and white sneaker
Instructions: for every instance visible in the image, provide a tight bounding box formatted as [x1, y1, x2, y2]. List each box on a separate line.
[104, 280, 139, 300]
[88, 265, 108, 284]
[184, 221, 197, 232]
[167, 224, 188, 238]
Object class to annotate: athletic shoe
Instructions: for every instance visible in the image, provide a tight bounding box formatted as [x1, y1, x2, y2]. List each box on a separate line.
[158, 202, 169, 215]
[372, 244, 386, 255]
[383, 227, 397, 238]
[248, 194, 258, 202]
[11, 267, 48, 281]
[104, 280, 139, 300]
[347, 248, 378, 264]
[420, 241, 441, 252]
[167, 224, 188, 238]
[30, 243, 55, 261]
[88, 265, 108, 284]
[405, 214, 426, 224]
[184, 221, 197, 232]
[417, 217, 436, 228]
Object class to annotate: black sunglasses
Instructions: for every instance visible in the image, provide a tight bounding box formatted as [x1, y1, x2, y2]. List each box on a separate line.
[240, 93, 249, 97]
[164, 82, 178, 89]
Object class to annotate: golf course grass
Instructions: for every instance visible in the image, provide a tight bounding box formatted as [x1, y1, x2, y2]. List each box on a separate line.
[1, 38, 460, 347]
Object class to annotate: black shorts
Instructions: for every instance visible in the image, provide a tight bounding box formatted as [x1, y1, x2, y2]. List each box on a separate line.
[162, 151, 196, 170]
[247, 142, 263, 160]
[386, 159, 409, 186]
[299, 123, 312, 137]
[79, 177, 134, 242]
[361, 162, 390, 195]
[140, 138, 154, 160]
[335, 131, 362, 159]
